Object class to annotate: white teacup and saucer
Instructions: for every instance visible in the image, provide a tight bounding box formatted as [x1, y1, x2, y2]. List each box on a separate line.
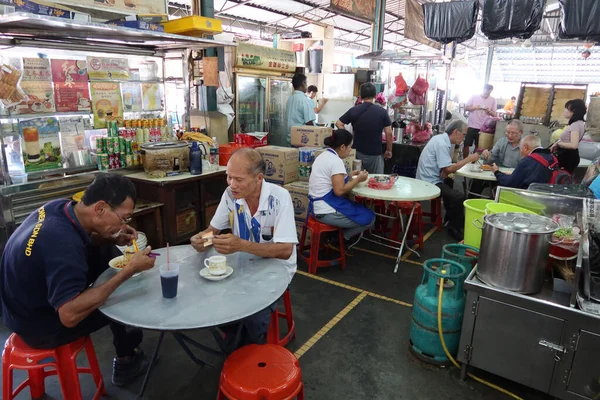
[200, 255, 233, 281]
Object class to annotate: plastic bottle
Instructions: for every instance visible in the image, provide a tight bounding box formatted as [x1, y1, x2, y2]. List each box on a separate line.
[189, 141, 202, 175]
[209, 136, 219, 171]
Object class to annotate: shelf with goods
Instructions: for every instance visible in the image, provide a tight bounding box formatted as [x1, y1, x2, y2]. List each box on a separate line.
[515, 82, 587, 126]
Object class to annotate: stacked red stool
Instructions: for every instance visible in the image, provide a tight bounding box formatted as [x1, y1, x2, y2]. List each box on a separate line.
[2, 334, 106, 400]
[218, 344, 304, 400]
[299, 214, 346, 275]
[267, 288, 296, 347]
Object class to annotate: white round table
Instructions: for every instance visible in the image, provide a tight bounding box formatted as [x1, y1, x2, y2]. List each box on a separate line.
[95, 245, 289, 397]
[456, 164, 515, 198]
[352, 175, 441, 273]
[579, 158, 592, 168]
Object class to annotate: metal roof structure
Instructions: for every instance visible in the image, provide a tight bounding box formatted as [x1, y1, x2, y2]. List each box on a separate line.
[169, 0, 600, 83]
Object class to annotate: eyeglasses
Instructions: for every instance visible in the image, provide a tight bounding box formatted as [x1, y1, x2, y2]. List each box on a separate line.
[110, 208, 132, 224]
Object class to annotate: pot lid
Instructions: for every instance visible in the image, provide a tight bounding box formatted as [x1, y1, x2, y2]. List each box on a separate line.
[484, 212, 559, 234]
[140, 142, 187, 150]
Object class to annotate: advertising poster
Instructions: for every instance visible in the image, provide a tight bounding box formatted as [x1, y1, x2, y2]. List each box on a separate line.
[22, 58, 52, 82]
[51, 59, 92, 112]
[330, 0, 376, 22]
[87, 57, 130, 80]
[90, 81, 123, 128]
[141, 82, 164, 111]
[59, 117, 86, 167]
[54, 0, 166, 15]
[14, 81, 56, 114]
[19, 117, 63, 172]
[120, 82, 143, 112]
[234, 43, 296, 73]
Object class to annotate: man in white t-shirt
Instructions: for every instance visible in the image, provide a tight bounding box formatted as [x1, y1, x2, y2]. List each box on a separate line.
[463, 84, 497, 159]
[191, 148, 297, 347]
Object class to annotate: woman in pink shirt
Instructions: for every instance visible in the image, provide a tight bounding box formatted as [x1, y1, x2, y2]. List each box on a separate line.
[552, 99, 587, 174]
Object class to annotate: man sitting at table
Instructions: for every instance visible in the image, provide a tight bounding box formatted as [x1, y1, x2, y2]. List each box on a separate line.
[191, 148, 297, 348]
[492, 134, 555, 189]
[0, 174, 156, 387]
[416, 121, 480, 241]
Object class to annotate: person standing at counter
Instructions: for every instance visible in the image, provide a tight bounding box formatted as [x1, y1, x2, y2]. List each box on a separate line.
[0, 174, 156, 387]
[416, 121, 480, 241]
[504, 96, 516, 115]
[463, 84, 497, 160]
[286, 73, 316, 145]
[308, 129, 374, 247]
[551, 99, 587, 174]
[336, 82, 392, 174]
[191, 148, 297, 348]
[307, 85, 328, 115]
[492, 135, 555, 189]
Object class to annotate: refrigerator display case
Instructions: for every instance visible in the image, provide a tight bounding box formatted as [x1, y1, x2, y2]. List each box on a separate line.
[235, 75, 292, 147]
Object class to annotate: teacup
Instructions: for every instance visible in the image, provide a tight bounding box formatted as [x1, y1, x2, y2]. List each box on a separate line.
[204, 255, 227, 276]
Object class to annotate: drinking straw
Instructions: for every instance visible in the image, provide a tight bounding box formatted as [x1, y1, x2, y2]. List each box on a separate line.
[167, 243, 170, 270]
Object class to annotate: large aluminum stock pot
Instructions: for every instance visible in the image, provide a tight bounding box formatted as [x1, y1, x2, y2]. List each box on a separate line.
[474, 212, 559, 294]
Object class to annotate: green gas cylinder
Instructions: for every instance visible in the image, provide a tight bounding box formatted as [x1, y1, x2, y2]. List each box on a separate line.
[409, 259, 467, 365]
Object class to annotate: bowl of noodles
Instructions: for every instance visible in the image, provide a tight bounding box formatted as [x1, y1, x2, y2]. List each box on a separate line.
[109, 253, 141, 277]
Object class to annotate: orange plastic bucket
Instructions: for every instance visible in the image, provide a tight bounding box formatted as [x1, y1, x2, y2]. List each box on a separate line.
[219, 143, 244, 166]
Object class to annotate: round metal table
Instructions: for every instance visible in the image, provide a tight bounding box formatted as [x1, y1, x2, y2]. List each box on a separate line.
[456, 164, 515, 199]
[351, 175, 441, 273]
[95, 245, 289, 397]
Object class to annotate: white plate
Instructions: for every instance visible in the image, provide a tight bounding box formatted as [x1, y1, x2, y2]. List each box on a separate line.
[116, 232, 148, 254]
[199, 266, 233, 281]
[108, 255, 141, 277]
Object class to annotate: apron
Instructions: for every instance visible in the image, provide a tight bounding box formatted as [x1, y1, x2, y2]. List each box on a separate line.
[308, 149, 374, 226]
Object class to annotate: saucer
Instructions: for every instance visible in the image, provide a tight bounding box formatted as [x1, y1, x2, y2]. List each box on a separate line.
[200, 266, 233, 281]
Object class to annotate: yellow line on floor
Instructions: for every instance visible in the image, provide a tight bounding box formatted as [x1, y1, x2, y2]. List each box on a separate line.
[295, 270, 363, 293]
[400, 226, 438, 261]
[294, 292, 368, 359]
[366, 292, 412, 307]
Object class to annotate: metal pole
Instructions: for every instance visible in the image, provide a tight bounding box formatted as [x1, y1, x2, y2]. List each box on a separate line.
[484, 45, 494, 84]
[422, 60, 431, 125]
[371, 0, 386, 51]
[201, 0, 218, 112]
[442, 61, 452, 130]
[182, 49, 191, 130]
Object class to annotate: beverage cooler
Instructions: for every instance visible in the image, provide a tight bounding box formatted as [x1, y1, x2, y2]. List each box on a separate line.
[233, 43, 296, 147]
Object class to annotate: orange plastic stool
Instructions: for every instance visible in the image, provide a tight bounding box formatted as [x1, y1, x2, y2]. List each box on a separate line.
[299, 214, 346, 275]
[2, 334, 106, 400]
[423, 197, 443, 232]
[390, 202, 424, 250]
[354, 196, 388, 234]
[267, 289, 295, 347]
[217, 344, 304, 400]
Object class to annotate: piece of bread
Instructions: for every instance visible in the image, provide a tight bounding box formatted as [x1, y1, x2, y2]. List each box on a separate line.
[202, 232, 214, 247]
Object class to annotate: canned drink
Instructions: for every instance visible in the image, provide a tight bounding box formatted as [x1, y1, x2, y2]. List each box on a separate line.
[96, 153, 108, 170]
[106, 137, 115, 154]
[96, 137, 106, 154]
[352, 159, 362, 172]
[120, 153, 126, 168]
[112, 120, 119, 137]
[119, 137, 126, 154]
[125, 139, 132, 155]
[126, 155, 134, 167]
[113, 137, 121, 153]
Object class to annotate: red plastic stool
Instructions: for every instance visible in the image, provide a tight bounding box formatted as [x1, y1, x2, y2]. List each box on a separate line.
[390, 202, 424, 250]
[217, 344, 304, 400]
[2, 334, 106, 400]
[267, 288, 295, 347]
[299, 215, 346, 275]
[354, 196, 388, 234]
[423, 197, 443, 232]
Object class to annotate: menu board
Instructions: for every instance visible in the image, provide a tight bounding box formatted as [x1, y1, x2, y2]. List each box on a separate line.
[22, 58, 52, 82]
[120, 82, 143, 112]
[19, 117, 63, 172]
[90, 81, 123, 128]
[235, 43, 296, 73]
[14, 81, 56, 114]
[142, 83, 164, 111]
[51, 59, 91, 112]
[87, 56, 130, 80]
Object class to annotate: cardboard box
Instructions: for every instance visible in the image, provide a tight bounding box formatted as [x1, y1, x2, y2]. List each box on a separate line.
[105, 19, 165, 32]
[315, 148, 356, 174]
[298, 146, 320, 163]
[16, 0, 90, 21]
[291, 126, 332, 147]
[258, 146, 299, 185]
[478, 132, 495, 150]
[234, 133, 268, 148]
[285, 181, 310, 222]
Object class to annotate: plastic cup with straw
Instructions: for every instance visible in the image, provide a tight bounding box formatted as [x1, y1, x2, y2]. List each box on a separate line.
[160, 243, 178, 298]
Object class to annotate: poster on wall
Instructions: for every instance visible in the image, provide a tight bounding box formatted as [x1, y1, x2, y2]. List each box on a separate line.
[90, 81, 123, 128]
[120, 82, 143, 112]
[14, 81, 56, 114]
[22, 58, 52, 82]
[141, 83, 164, 111]
[53, 0, 166, 15]
[59, 117, 86, 167]
[330, 0, 376, 23]
[234, 43, 296, 73]
[19, 117, 63, 172]
[86, 56, 130, 80]
[52, 59, 91, 112]
[404, 0, 442, 50]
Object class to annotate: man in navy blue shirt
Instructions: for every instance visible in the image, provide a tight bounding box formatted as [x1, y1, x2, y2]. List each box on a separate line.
[0, 174, 155, 387]
[336, 82, 393, 174]
[492, 134, 554, 189]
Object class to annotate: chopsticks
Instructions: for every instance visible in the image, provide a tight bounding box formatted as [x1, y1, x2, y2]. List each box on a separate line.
[133, 239, 139, 253]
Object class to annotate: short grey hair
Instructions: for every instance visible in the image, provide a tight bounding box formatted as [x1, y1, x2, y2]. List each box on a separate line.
[230, 147, 266, 176]
[521, 134, 541, 149]
[507, 119, 524, 132]
[446, 120, 467, 135]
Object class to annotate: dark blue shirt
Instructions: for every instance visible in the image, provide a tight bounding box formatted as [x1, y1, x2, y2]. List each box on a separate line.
[0, 199, 91, 337]
[340, 102, 392, 156]
[494, 148, 554, 189]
